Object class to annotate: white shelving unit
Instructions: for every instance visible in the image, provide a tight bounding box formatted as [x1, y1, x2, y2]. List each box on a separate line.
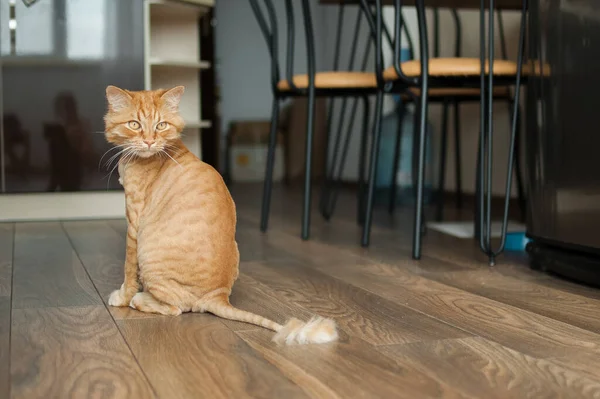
[144, 0, 214, 159]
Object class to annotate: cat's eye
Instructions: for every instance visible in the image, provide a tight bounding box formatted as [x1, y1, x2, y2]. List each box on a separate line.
[128, 121, 141, 130]
[156, 122, 168, 130]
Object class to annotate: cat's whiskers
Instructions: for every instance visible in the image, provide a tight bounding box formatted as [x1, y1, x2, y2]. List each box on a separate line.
[105, 147, 135, 189]
[161, 149, 183, 169]
[98, 144, 129, 171]
[104, 146, 130, 171]
[122, 149, 138, 168]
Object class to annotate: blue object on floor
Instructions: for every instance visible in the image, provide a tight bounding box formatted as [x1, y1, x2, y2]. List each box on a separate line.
[373, 107, 434, 206]
[505, 232, 531, 251]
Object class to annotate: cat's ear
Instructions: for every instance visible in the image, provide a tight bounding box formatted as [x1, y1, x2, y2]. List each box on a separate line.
[161, 86, 185, 111]
[106, 85, 132, 112]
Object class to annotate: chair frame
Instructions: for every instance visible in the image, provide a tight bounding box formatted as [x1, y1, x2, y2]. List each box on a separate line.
[386, 9, 526, 224]
[249, 0, 378, 240]
[359, 0, 528, 263]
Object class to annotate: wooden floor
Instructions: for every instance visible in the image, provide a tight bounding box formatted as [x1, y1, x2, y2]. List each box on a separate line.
[2, 185, 600, 398]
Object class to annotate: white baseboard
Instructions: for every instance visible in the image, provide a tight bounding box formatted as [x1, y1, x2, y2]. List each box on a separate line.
[0, 191, 125, 222]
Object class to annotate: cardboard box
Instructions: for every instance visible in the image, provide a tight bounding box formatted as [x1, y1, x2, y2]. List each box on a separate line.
[228, 120, 284, 183]
[279, 98, 327, 182]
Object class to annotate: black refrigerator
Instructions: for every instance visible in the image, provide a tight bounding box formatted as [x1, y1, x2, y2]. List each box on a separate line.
[526, 0, 600, 285]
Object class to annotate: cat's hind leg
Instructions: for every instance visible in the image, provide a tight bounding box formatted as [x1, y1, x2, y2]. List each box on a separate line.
[129, 292, 182, 316]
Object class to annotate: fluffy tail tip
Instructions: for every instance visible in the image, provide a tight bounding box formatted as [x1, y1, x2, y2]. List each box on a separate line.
[272, 316, 338, 345]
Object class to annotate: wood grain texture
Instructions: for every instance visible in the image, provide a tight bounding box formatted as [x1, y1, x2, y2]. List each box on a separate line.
[238, 329, 467, 399]
[10, 306, 154, 399]
[377, 337, 600, 399]
[424, 268, 600, 334]
[0, 298, 10, 399]
[236, 227, 297, 263]
[247, 225, 600, 359]
[241, 259, 470, 345]
[12, 223, 100, 309]
[234, 188, 600, 353]
[6, 185, 600, 398]
[226, 273, 315, 332]
[236, 219, 370, 268]
[308, 260, 600, 359]
[0, 223, 14, 297]
[117, 315, 308, 399]
[548, 351, 600, 385]
[62, 221, 152, 320]
[106, 219, 127, 239]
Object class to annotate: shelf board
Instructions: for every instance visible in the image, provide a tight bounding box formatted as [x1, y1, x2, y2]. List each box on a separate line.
[149, 59, 211, 69]
[185, 120, 212, 129]
[0, 56, 100, 67]
[177, 0, 214, 6]
[149, 0, 212, 18]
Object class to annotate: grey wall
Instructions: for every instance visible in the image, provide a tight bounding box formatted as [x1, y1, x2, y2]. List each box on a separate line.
[215, 0, 326, 134]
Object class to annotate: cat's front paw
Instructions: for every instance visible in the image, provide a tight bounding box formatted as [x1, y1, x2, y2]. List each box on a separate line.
[108, 288, 132, 307]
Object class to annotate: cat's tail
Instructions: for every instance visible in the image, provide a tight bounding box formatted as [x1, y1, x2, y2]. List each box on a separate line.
[202, 296, 338, 345]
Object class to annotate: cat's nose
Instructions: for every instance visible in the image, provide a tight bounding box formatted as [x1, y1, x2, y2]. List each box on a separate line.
[143, 140, 155, 148]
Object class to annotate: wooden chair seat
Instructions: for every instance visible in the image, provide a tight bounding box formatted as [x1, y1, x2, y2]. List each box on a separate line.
[402, 86, 511, 99]
[383, 58, 519, 80]
[277, 72, 377, 90]
[522, 61, 551, 76]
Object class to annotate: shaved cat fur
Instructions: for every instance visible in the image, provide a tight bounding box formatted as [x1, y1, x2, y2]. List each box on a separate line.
[103, 85, 337, 345]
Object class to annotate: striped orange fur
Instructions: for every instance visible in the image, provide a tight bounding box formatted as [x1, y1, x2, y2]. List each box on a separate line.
[103, 86, 338, 345]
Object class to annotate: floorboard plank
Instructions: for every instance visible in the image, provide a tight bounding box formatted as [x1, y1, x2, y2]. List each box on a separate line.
[548, 351, 600, 384]
[12, 223, 100, 309]
[0, 223, 14, 297]
[255, 230, 600, 359]
[10, 306, 155, 399]
[377, 337, 600, 399]
[241, 259, 471, 345]
[226, 273, 315, 332]
[318, 261, 600, 358]
[117, 315, 308, 399]
[423, 268, 600, 334]
[0, 224, 13, 398]
[0, 298, 10, 399]
[63, 221, 155, 320]
[238, 329, 467, 399]
[105, 219, 127, 237]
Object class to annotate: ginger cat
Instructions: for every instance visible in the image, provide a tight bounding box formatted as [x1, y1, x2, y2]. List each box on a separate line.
[103, 85, 337, 345]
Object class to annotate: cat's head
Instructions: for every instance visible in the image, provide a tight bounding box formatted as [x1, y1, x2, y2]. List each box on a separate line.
[104, 85, 185, 158]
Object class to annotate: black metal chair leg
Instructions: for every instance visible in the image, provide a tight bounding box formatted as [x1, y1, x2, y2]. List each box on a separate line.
[300, 0, 316, 241]
[514, 107, 526, 222]
[453, 100, 463, 209]
[320, 4, 345, 211]
[357, 96, 370, 225]
[412, 0, 430, 259]
[260, 98, 280, 232]
[412, 93, 429, 260]
[506, 98, 526, 223]
[388, 102, 406, 214]
[361, 90, 384, 247]
[474, 129, 483, 242]
[301, 91, 316, 241]
[436, 100, 449, 221]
